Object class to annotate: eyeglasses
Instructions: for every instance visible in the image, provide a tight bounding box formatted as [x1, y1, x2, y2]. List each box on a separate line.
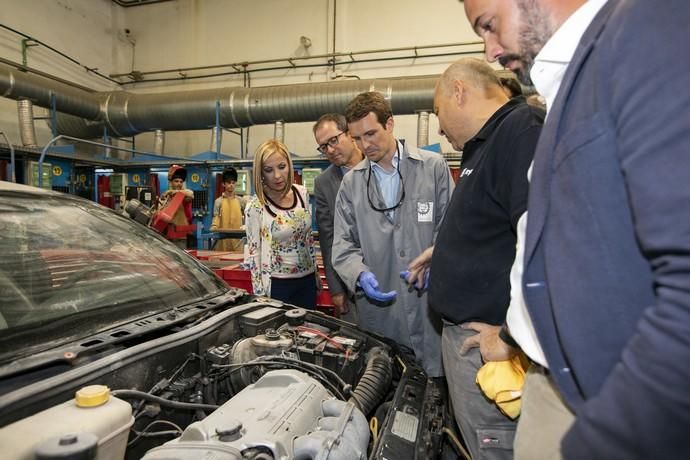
[367, 150, 405, 213]
[317, 131, 347, 154]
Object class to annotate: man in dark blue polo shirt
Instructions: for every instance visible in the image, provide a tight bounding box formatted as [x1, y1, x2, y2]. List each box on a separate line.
[405, 58, 544, 459]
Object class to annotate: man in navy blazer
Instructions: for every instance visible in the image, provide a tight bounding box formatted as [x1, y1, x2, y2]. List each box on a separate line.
[313, 113, 363, 321]
[462, 0, 690, 458]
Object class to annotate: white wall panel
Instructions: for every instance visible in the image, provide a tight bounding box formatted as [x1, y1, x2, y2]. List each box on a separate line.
[0, 0, 485, 158]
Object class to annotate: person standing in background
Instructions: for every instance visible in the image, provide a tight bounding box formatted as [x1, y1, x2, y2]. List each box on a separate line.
[244, 139, 318, 309]
[162, 165, 193, 249]
[211, 167, 245, 252]
[313, 113, 364, 321]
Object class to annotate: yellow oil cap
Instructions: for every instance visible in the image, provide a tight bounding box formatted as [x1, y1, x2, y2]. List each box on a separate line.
[75, 385, 110, 407]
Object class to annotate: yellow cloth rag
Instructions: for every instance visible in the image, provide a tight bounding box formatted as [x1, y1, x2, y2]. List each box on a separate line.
[476, 352, 529, 419]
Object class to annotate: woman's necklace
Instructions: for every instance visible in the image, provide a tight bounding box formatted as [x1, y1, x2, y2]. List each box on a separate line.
[265, 186, 296, 210]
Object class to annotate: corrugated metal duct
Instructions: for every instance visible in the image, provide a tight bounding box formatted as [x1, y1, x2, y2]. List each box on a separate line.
[152, 129, 165, 155]
[0, 62, 438, 139]
[17, 99, 38, 147]
[0, 64, 101, 120]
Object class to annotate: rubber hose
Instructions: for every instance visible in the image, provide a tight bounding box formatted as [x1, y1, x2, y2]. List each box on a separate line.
[111, 389, 220, 411]
[349, 347, 392, 416]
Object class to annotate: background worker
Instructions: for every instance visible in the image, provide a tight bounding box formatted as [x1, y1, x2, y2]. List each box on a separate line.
[332, 91, 453, 377]
[244, 139, 318, 309]
[313, 113, 364, 321]
[211, 167, 245, 252]
[405, 58, 544, 459]
[161, 164, 193, 249]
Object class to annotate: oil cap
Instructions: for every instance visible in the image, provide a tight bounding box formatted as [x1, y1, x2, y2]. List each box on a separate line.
[216, 420, 243, 442]
[75, 385, 110, 408]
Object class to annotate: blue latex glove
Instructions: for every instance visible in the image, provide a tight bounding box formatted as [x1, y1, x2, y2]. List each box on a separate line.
[357, 271, 397, 302]
[400, 269, 430, 290]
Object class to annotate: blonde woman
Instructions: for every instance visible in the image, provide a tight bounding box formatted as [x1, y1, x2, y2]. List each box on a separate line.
[244, 139, 318, 308]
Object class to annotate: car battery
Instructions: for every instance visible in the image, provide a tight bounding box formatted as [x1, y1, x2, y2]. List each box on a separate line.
[238, 306, 285, 337]
[294, 328, 364, 386]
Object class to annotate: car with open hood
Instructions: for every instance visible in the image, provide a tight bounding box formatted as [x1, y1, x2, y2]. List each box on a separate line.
[0, 181, 455, 460]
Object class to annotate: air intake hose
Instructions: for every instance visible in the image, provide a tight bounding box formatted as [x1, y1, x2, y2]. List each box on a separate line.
[349, 347, 392, 416]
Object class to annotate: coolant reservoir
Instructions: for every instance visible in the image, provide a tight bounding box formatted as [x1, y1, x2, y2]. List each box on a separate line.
[0, 385, 134, 460]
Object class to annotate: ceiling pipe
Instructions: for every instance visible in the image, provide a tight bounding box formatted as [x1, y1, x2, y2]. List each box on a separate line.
[153, 129, 165, 155]
[0, 63, 101, 120]
[17, 99, 38, 147]
[273, 121, 285, 144]
[0, 62, 440, 139]
[109, 41, 482, 82]
[417, 111, 430, 148]
[0, 24, 120, 85]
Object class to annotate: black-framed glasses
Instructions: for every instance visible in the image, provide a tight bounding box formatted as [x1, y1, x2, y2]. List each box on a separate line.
[317, 131, 347, 154]
[366, 152, 406, 213]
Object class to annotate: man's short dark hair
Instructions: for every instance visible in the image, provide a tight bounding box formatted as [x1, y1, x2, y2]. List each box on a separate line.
[344, 91, 393, 127]
[222, 167, 238, 183]
[313, 113, 347, 134]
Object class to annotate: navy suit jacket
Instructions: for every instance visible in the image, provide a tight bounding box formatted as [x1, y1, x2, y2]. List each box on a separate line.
[314, 164, 347, 297]
[522, 1, 690, 458]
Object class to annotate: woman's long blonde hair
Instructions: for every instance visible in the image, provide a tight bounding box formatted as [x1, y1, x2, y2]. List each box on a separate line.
[252, 138, 295, 206]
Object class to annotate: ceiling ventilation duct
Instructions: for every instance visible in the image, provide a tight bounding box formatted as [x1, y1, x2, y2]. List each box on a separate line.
[152, 129, 165, 155]
[17, 100, 38, 147]
[0, 62, 438, 139]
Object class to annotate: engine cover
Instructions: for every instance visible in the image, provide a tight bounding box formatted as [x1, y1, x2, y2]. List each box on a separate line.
[142, 369, 369, 460]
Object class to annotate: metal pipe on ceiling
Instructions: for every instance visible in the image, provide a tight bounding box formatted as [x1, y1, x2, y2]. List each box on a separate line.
[17, 100, 38, 147]
[111, 0, 174, 7]
[0, 63, 102, 120]
[0, 62, 440, 139]
[153, 129, 165, 155]
[109, 41, 482, 81]
[274, 121, 285, 144]
[0, 24, 120, 85]
[417, 111, 430, 148]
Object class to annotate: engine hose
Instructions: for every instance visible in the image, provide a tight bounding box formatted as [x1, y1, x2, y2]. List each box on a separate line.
[112, 389, 220, 411]
[349, 347, 392, 416]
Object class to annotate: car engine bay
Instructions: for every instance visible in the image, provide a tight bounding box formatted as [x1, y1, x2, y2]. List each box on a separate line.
[0, 294, 452, 459]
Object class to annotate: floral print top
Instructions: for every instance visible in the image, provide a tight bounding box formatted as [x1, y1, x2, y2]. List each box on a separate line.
[244, 184, 316, 296]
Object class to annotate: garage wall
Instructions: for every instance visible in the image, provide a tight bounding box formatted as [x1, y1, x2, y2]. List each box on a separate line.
[0, 0, 485, 158]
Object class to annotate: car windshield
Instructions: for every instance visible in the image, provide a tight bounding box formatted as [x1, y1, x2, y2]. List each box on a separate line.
[0, 188, 227, 351]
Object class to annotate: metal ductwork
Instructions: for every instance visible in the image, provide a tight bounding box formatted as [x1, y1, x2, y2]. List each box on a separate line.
[417, 111, 430, 148]
[17, 99, 38, 147]
[153, 129, 165, 155]
[0, 64, 101, 119]
[0, 62, 438, 139]
[273, 120, 285, 143]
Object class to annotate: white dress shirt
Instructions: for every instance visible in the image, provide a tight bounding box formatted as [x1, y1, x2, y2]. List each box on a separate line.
[506, 0, 609, 367]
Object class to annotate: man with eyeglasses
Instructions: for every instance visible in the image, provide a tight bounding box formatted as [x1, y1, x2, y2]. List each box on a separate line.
[331, 91, 453, 378]
[312, 113, 364, 321]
